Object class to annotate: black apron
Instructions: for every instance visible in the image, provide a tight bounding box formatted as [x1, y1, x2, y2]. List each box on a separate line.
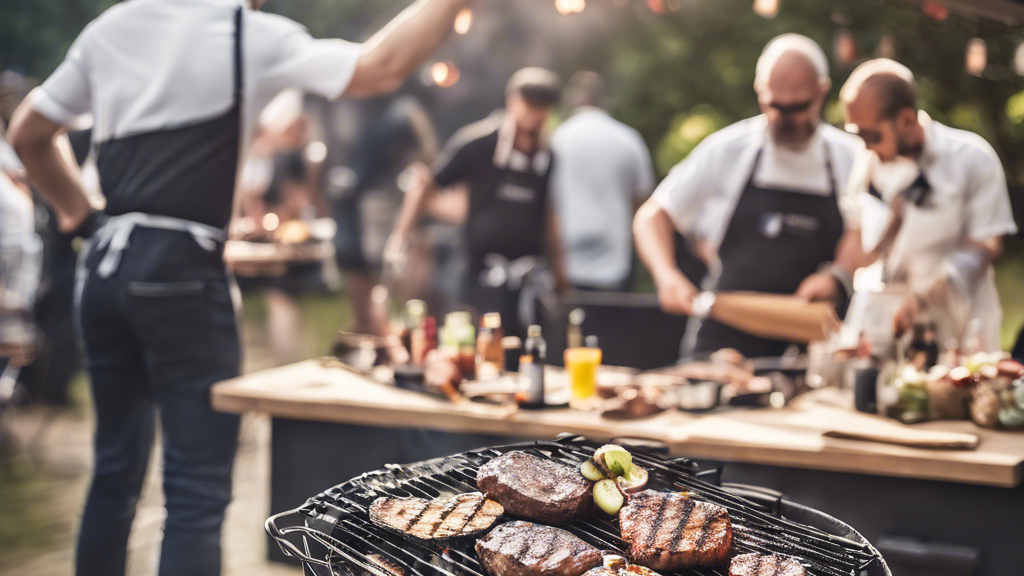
[693, 144, 843, 358]
[461, 152, 549, 338]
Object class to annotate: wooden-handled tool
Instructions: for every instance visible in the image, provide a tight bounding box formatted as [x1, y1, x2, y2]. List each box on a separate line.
[693, 291, 840, 343]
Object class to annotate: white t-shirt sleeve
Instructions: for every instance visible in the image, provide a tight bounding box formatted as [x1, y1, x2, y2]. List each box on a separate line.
[32, 32, 93, 127]
[632, 131, 655, 199]
[255, 15, 364, 101]
[965, 146, 1018, 241]
[651, 141, 714, 236]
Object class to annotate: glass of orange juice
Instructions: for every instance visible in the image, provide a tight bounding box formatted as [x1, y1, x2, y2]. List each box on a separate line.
[565, 347, 602, 399]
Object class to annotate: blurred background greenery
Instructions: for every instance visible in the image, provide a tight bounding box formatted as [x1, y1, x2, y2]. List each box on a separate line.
[4, 0, 1024, 179]
[2, 0, 1023, 349]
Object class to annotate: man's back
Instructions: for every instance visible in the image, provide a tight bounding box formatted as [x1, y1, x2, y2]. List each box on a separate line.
[551, 109, 653, 289]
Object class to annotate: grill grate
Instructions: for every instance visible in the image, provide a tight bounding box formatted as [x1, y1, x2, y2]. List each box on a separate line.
[267, 436, 887, 576]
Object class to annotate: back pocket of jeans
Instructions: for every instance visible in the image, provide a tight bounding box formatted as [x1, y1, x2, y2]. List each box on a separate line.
[128, 280, 209, 351]
[127, 280, 205, 297]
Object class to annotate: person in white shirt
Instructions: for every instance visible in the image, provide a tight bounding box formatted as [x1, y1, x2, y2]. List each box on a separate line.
[8, 1, 476, 574]
[551, 71, 655, 291]
[838, 59, 1017, 352]
[633, 34, 861, 358]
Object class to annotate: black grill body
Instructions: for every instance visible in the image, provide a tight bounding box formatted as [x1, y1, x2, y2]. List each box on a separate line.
[266, 436, 889, 576]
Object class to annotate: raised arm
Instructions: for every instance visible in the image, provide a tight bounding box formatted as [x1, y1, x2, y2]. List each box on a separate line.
[346, 0, 473, 98]
[8, 106, 94, 233]
[634, 198, 698, 316]
[384, 162, 438, 266]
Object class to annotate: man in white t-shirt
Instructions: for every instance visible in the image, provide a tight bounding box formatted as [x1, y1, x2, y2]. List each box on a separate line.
[9, 1, 475, 574]
[633, 34, 862, 358]
[551, 72, 655, 291]
[839, 59, 1017, 352]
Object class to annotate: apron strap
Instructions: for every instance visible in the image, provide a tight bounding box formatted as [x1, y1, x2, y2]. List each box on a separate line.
[94, 213, 227, 279]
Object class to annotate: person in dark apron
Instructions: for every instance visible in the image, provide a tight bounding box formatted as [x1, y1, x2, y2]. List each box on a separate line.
[634, 34, 861, 360]
[9, 1, 480, 573]
[385, 68, 568, 338]
[693, 147, 842, 357]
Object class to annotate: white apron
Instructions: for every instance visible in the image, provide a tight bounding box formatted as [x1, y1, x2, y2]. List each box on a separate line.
[852, 150, 1003, 352]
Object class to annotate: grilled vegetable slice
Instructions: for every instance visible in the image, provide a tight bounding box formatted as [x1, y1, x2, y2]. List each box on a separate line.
[616, 465, 649, 493]
[581, 459, 606, 482]
[594, 479, 625, 515]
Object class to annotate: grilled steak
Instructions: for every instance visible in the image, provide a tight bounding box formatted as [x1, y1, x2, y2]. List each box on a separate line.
[475, 520, 603, 576]
[729, 553, 806, 576]
[477, 451, 591, 524]
[584, 566, 664, 576]
[619, 490, 733, 569]
[369, 492, 503, 540]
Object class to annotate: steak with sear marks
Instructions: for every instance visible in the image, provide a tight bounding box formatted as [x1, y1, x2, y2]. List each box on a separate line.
[369, 492, 503, 540]
[584, 566, 665, 576]
[475, 520, 603, 576]
[476, 451, 591, 524]
[619, 490, 733, 569]
[729, 552, 806, 576]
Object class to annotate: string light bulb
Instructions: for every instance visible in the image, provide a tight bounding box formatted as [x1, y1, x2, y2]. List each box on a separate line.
[965, 38, 987, 77]
[430, 62, 461, 88]
[454, 8, 473, 34]
[555, 0, 586, 14]
[753, 0, 779, 18]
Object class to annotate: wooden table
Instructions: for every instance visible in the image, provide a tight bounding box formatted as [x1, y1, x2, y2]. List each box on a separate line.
[212, 359, 1023, 487]
[213, 360, 1024, 574]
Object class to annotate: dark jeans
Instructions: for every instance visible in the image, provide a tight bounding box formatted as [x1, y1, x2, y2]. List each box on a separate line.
[75, 228, 241, 576]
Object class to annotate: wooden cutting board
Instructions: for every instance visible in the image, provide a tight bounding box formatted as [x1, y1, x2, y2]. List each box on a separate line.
[709, 292, 840, 343]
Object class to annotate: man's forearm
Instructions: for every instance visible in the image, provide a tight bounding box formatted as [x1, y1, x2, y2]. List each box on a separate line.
[633, 201, 683, 285]
[392, 176, 436, 241]
[546, 214, 569, 292]
[9, 106, 93, 233]
[350, 0, 470, 96]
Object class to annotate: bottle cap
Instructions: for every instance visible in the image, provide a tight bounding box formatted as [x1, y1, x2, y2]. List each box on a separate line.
[527, 325, 542, 338]
[585, 335, 599, 348]
[569, 308, 586, 326]
[502, 336, 522, 349]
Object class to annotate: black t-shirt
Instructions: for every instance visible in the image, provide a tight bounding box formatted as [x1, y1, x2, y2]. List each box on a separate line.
[432, 114, 553, 281]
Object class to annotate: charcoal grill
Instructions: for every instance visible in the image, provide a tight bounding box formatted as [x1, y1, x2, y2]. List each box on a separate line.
[266, 436, 890, 576]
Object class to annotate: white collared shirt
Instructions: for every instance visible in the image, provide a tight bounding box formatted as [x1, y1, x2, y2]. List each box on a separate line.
[842, 114, 1018, 351]
[652, 115, 861, 251]
[31, 0, 363, 158]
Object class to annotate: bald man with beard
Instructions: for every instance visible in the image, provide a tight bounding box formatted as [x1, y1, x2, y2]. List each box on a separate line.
[634, 34, 862, 359]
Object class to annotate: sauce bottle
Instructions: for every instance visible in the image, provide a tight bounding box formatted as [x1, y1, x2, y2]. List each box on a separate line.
[518, 325, 546, 409]
[411, 316, 437, 366]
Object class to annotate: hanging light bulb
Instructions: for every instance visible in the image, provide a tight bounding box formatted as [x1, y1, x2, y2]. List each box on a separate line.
[646, 0, 666, 14]
[454, 8, 473, 34]
[833, 29, 858, 68]
[753, 0, 779, 19]
[430, 62, 461, 88]
[965, 38, 987, 77]
[555, 0, 586, 14]
[920, 0, 949, 21]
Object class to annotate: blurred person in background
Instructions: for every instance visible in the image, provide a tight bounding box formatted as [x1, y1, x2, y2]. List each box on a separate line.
[234, 90, 329, 363]
[8, 0, 480, 573]
[634, 34, 862, 359]
[0, 117, 42, 385]
[838, 59, 1017, 352]
[551, 71, 655, 292]
[385, 67, 568, 337]
[331, 90, 443, 334]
